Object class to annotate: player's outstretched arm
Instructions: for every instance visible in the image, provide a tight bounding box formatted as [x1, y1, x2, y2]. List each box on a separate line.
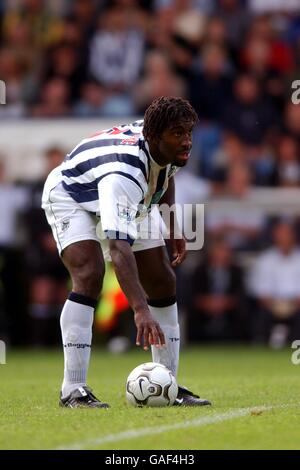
[109, 239, 165, 350]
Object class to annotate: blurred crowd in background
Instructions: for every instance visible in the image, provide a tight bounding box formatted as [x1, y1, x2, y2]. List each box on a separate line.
[1, 0, 300, 349]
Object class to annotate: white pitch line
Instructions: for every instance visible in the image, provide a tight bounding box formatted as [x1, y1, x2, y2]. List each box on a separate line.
[55, 403, 295, 450]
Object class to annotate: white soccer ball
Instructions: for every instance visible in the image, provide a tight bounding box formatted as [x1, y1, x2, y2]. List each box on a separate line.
[126, 362, 178, 407]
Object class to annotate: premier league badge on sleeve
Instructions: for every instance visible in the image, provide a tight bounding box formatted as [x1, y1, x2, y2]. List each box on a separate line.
[117, 202, 136, 222]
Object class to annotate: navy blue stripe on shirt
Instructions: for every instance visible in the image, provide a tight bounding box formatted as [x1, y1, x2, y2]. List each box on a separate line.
[123, 129, 140, 136]
[131, 121, 143, 127]
[63, 171, 144, 197]
[155, 167, 168, 193]
[62, 182, 98, 203]
[62, 152, 147, 181]
[66, 138, 141, 161]
[139, 140, 151, 180]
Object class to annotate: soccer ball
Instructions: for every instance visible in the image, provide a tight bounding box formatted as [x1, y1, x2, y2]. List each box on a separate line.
[126, 362, 178, 407]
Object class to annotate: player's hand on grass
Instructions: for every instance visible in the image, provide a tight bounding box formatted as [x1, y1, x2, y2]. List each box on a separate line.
[135, 311, 165, 351]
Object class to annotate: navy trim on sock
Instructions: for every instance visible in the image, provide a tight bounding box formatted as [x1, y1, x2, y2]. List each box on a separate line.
[68, 292, 97, 309]
[147, 296, 177, 308]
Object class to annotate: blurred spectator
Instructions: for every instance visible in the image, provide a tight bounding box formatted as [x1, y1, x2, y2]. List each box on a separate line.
[73, 80, 134, 117]
[206, 164, 265, 250]
[0, 158, 29, 345]
[172, 0, 207, 46]
[146, 5, 175, 51]
[2, 14, 36, 69]
[189, 44, 234, 121]
[240, 35, 286, 111]
[190, 121, 223, 177]
[216, 0, 252, 49]
[65, 0, 98, 42]
[167, 1, 206, 79]
[168, 33, 198, 79]
[89, 6, 144, 91]
[41, 42, 86, 102]
[248, 0, 300, 14]
[0, 159, 28, 247]
[73, 80, 111, 117]
[284, 103, 300, 143]
[286, 14, 300, 47]
[2, 0, 64, 50]
[222, 74, 279, 146]
[274, 135, 300, 187]
[0, 48, 27, 118]
[242, 15, 294, 74]
[107, 0, 150, 33]
[0, 0, 298, 131]
[29, 77, 71, 117]
[57, 18, 87, 47]
[187, 237, 246, 342]
[202, 15, 238, 65]
[248, 221, 300, 347]
[211, 133, 276, 186]
[211, 133, 247, 175]
[247, 144, 276, 186]
[24, 146, 69, 346]
[134, 50, 186, 113]
[146, 1, 205, 75]
[204, 15, 228, 47]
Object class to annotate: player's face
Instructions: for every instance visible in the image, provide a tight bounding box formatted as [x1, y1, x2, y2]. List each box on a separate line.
[151, 121, 194, 167]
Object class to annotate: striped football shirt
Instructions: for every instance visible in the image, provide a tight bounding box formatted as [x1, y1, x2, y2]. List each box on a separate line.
[53, 120, 179, 243]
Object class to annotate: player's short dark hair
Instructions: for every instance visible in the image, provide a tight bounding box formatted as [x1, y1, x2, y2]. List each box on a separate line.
[143, 96, 198, 140]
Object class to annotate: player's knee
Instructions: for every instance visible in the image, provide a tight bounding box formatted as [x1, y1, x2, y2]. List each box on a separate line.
[150, 264, 176, 298]
[71, 263, 104, 299]
[161, 267, 176, 295]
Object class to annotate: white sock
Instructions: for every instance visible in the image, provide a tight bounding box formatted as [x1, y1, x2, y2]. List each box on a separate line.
[149, 301, 180, 377]
[60, 296, 95, 398]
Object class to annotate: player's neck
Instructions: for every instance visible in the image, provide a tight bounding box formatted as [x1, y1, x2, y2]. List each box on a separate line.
[147, 141, 168, 168]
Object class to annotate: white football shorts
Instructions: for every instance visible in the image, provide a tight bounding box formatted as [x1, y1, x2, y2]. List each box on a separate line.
[42, 181, 165, 261]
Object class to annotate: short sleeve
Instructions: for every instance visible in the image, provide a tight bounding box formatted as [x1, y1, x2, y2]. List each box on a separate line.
[97, 173, 143, 244]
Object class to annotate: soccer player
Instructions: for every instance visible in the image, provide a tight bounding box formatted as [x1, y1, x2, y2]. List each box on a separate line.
[42, 96, 211, 408]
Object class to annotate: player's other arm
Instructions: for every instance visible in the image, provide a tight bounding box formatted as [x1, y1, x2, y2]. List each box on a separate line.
[98, 174, 165, 350]
[109, 238, 165, 350]
[159, 176, 186, 267]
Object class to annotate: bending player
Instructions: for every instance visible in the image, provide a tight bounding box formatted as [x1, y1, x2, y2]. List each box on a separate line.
[42, 96, 211, 408]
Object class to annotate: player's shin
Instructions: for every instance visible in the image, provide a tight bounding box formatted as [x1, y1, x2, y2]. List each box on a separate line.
[60, 292, 96, 398]
[148, 298, 180, 377]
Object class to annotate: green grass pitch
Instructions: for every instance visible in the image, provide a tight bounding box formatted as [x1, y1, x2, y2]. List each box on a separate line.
[0, 346, 300, 450]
